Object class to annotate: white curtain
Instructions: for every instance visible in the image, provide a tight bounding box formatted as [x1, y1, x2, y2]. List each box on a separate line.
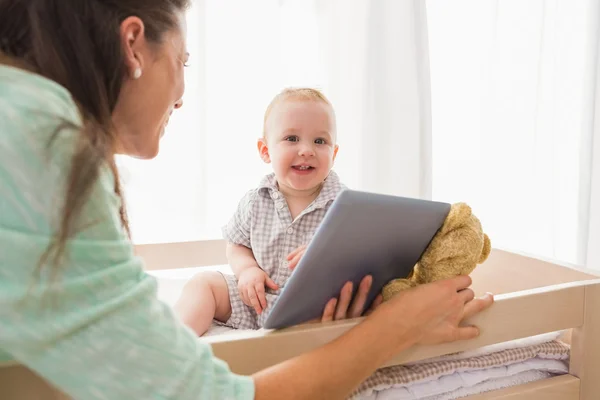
[585, 8, 600, 270]
[119, 0, 600, 269]
[427, 0, 600, 267]
[117, 0, 431, 244]
[314, 0, 432, 199]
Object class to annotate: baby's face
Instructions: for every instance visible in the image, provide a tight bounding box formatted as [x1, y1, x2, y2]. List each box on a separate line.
[260, 99, 338, 195]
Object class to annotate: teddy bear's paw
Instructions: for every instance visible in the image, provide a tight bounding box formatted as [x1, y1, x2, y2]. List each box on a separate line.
[382, 279, 415, 301]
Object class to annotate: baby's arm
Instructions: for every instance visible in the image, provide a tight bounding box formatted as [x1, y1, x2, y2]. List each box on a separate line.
[223, 190, 277, 313]
[227, 243, 278, 314]
[226, 242, 260, 278]
[222, 190, 257, 276]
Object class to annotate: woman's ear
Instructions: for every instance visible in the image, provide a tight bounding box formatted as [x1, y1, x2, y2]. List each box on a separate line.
[257, 138, 271, 163]
[120, 16, 147, 79]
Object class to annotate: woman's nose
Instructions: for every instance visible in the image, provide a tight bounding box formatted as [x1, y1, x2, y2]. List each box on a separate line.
[174, 98, 184, 109]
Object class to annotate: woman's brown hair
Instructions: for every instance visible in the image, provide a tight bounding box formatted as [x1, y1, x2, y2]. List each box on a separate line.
[0, 0, 190, 271]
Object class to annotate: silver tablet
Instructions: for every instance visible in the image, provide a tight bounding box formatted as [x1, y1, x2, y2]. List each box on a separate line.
[263, 189, 451, 330]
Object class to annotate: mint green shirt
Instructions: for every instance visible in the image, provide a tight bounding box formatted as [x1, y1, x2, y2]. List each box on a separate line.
[0, 64, 255, 399]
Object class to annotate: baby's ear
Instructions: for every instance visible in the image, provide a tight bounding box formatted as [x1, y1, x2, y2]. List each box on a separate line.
[333, 144, 339, 162]
[257, 138, 271, 163]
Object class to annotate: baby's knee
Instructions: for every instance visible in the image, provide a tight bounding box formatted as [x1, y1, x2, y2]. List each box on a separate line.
[189, 271, 232, 320]
[186, 270, 227, 293]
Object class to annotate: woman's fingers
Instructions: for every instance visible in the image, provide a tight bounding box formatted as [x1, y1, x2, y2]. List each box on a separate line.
[348, 275, 372, 318]
[334, 281, 353, 320]
[458, 288, 475, 304]
[462, 292, 494, 320]
[445, 292, 493, 344]
[318, 278, 372, 324]
[448, 275, 473, 292]
[365, 294, 383, 315]
[321, 298, 338, 322]
[454, 325, 481, 341]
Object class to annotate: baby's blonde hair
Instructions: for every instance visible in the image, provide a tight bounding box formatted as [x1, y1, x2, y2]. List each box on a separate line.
[263, 87, 335, 138]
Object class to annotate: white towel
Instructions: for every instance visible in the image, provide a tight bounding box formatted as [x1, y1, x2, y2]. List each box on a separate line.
[375, 370, 553, 400]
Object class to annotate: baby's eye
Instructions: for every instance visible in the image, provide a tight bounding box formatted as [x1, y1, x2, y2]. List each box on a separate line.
[285, 136, 300, 142]
[314, 138, 327, 145]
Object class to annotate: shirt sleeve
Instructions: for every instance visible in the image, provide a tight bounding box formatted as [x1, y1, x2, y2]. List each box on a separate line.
[0, 76, 255, 399]
[222, 190, 255, 248]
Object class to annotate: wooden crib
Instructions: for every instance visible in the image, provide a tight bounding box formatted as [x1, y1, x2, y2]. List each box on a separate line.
[2, 240, 599, 399]
[137, 240, 600, 399]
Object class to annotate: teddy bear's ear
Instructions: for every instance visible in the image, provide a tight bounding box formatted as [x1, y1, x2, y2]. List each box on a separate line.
[479, 233, 492, 263]
[442, 202, 472, 233]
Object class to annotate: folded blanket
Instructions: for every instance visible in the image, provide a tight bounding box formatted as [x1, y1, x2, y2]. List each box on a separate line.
[407, 331, 565, 364]
[374, 369, 556, 400]
[351, 339, 569, 399]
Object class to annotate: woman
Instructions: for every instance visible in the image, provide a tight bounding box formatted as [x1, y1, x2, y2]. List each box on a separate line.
[0, 1, 493, 399]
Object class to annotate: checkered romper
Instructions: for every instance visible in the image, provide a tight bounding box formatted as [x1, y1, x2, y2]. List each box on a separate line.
[220, 170, 346, 329]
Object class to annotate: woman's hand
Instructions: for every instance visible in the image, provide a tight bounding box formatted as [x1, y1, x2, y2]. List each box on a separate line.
[287, 246, 383, 322]
[316, 275, 383, 323]
[416, 284, 493, 345]
[372, 275, 494, 352]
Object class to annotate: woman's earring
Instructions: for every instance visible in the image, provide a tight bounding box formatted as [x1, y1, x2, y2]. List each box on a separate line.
[132, 67, 142, 80]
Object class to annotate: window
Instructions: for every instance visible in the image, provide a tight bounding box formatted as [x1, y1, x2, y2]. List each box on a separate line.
[427, 0, 597, 265]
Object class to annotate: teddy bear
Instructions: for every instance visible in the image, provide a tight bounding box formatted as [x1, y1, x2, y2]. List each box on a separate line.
[382, 203, 491, 301]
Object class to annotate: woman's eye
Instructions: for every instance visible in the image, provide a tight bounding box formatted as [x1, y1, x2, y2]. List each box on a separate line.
[285, 136, 299, 142]
[315, 138, 326, 145]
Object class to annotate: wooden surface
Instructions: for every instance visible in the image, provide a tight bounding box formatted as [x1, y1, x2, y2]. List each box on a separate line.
[569, 282, 600, 399]
[470, 249, 597, 295]
[136, 239, 227, 269]
[204, 281, 591, 374]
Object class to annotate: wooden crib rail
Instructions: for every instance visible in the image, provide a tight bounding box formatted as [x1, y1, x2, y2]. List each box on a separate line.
[136, 239, 227, 270]
[202, 280, 600, 376]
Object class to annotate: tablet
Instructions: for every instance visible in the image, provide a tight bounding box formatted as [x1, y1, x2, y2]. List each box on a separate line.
[263, 189, 451, 329]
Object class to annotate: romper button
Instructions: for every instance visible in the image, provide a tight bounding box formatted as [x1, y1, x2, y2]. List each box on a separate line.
[276, 202, 284, 209]
[287, 227, 294, 234]
[272, 192, 279, 199]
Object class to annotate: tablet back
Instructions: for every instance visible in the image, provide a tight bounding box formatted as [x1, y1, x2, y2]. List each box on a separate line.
[263, 189, 451, 329]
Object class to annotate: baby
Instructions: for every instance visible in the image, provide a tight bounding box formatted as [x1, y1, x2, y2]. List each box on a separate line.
[174, 88, 346, 335]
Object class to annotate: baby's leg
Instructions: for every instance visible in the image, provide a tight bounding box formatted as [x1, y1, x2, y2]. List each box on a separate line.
[173, 271, 232, 336]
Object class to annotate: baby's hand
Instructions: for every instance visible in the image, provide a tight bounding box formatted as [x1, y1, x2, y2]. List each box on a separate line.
[237, 266, 279, 314]
[287, 245, 307, 271]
